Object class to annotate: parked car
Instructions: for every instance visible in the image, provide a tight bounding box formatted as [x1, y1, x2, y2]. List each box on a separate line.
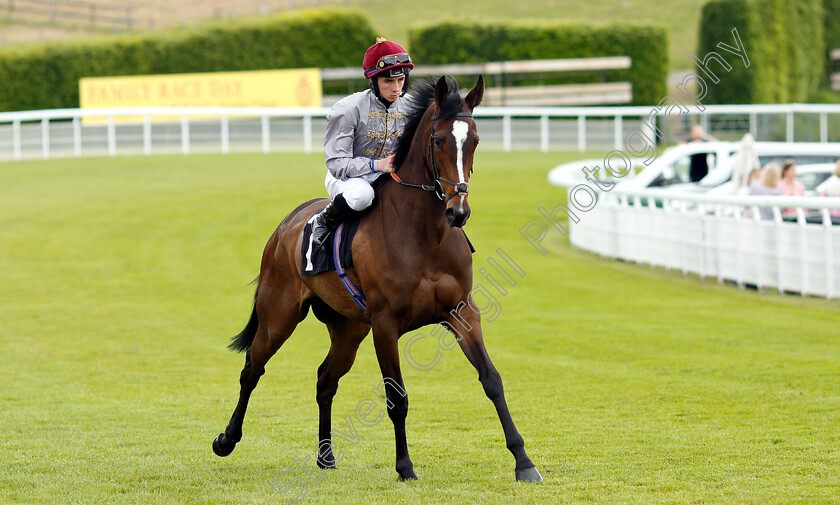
[547, 141, 734, 189]
[548, 140, 840, 195]
[802, 163, 836, 194]
[707, 162, 835, 196]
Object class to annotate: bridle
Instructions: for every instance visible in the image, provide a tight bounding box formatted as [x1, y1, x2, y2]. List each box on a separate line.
[391, 111, 473, 201]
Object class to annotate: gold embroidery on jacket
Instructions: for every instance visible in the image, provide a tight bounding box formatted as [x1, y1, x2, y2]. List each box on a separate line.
[369, 111, 406, 120]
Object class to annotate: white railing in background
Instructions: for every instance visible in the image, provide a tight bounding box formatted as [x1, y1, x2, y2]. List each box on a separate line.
[567, 188, 840, 298]
[3, 103, 840, 162]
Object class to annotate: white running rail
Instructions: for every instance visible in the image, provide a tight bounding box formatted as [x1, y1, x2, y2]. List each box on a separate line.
[568, 188, 840, 298]
[3, 103, 840, 162]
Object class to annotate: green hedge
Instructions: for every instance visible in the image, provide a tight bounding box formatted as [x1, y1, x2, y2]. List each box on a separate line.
[825, 0, 840, 78]
[408, 22, 668, 106]
[698, 0, 824, 103]
[698, 0, 770, 103]
[0, 9, 376, 112]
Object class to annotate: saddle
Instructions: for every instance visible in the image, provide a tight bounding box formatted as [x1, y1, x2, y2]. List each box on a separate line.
[301, 213, 361, 277]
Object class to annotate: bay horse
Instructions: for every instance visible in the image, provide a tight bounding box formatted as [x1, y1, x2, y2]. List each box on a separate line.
[212, 75, 543, 483]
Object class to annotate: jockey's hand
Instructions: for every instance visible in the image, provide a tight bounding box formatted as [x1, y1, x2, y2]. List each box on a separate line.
[376, 155, 395, 173]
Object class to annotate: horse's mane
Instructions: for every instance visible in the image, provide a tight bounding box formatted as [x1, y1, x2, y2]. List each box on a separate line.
[393, 77, 463, 171]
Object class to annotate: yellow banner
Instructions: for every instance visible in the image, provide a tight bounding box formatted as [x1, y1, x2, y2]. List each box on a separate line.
[79, 68, 322, 123]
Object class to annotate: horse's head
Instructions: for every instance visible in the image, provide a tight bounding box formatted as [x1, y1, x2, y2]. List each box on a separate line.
[428, 75, 484, 228]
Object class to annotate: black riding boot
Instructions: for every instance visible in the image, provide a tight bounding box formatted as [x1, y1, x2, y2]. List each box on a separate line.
[312, 194, 351, 250]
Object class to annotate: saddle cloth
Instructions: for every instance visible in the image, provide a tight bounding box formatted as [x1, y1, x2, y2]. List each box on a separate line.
[301, 214, 362, 277]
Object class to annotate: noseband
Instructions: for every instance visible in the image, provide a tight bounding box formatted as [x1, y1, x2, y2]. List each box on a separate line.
[391, 111, 473, 201]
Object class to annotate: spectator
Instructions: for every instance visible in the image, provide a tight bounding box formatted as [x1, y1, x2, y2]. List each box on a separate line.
[749, 162, 782, 220]
[819, 160, 840, 217]
[779, 159, 805, 218]
[686, 125, 718, 183]
[738, 168, 761, 195]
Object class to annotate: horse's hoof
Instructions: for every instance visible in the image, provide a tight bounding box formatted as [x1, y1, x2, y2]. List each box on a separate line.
[397, 468, 418, 481]
[212, 433, 236, 457]
[316, 459, 337, 470]
[515, 466, 543, 483]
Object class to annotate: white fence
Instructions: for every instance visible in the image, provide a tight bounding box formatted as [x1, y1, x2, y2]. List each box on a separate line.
[4, 103, 840, 162]
[568, 189, 840, 298]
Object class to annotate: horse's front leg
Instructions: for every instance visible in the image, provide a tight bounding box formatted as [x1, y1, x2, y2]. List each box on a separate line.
[371, 318, 417, 481]
[447, 310, 543, 482]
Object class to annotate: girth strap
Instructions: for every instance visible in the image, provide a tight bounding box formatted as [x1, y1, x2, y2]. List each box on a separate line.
[333, 222, 367, 312]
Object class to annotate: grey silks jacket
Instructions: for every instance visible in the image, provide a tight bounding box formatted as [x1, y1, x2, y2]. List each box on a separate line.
[324, 88, 413, 182]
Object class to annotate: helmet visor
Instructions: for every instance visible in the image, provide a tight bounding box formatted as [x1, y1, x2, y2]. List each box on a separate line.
[366, 52, 412, 77]
[376, 53, 412, 69]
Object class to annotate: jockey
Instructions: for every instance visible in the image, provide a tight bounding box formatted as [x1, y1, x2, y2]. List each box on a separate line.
[311, 37, 415, 249]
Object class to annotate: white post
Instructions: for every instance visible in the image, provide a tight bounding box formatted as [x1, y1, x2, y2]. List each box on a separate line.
[12, 119, 21, 161]
[181, 116, 190, 155]
[613, 115, 623, 151]
[634, 195, 643, 265]
[577, 115, 586, 153]
[221, 115, 230, 154]
[303, 114, 312, 154]
[736, 207, 746, 288]
[798, 207, 808, 296]
[41, 118, 50, 160]
[820, 112, 828, 143]
[540, 114, 549, 153]
[261, 115, 270, 154]
[749, 112, 757, 138]
[73, 116, 81, 158]
[680, 201, 689, 275]
[773, 207, 785, 294]
[823, 208, 835, 299]
[502, 114, 511, 152]
[715, 205, 725, 284]
[697, 203, 706, 279]
[786, 110, 794, 143]
[752, 206, 763, 291]
[107, 116, 116, 157]
[143, 116, 151, 156]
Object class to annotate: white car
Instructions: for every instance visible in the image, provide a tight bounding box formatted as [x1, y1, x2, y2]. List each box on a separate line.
[708, 162, 835, 196]
[804, 163, 836, 194]
[546, 141, 729, 189]
[547, 141, 840, 193]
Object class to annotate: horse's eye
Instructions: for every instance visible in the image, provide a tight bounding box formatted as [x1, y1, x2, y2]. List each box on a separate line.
[434, 137, 443, 148]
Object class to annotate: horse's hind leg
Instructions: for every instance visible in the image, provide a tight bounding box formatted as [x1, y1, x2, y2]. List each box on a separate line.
[213, 290, 303, 457]
[314, 312, 370, 468]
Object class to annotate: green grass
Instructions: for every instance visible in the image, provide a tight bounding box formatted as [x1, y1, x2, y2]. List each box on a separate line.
[1, 151, 839, 504]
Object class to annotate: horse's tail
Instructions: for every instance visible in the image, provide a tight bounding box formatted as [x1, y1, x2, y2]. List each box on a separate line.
[228, 279, 259, 353]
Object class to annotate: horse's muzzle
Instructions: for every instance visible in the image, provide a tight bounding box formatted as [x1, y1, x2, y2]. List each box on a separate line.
[445, 206, 471, 228]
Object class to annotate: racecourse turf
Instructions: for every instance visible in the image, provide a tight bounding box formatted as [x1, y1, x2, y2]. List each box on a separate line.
[1, 151, 839, 504]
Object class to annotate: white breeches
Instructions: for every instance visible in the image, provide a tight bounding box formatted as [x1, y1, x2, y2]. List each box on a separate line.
[324, 172, 379, 211]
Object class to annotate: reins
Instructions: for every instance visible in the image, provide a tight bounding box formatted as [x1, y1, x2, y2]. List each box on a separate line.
[390, 111, 473, 202]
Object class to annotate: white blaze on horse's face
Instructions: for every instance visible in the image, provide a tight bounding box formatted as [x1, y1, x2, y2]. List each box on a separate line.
[452, 120, 470, 212]
[452, 120, 469, 184]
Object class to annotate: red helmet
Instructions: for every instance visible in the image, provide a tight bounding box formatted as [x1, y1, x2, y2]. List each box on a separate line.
[363, 37, 414, 79]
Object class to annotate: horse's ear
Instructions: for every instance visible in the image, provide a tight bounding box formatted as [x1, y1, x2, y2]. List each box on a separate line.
[465, 75, 484, 110]
[434, 75, 448, 106]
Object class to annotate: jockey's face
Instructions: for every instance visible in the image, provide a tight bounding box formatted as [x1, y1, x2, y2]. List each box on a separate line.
[377, 75, 405, 103]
